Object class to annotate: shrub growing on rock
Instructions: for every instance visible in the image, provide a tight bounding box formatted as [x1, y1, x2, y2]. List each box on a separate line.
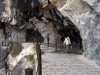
[10, 42, 23, 57]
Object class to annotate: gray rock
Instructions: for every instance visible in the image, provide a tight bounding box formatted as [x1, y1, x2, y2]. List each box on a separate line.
[95, 47, 100, 65]
[0, 61, 6, 69]
[10, 58, 26, 75]
[0, 46, 8, 62]
[0, 46, 9, 75]
[10, 57, 34, 75]
[58, 0, 100, 65]
[0, 68, 6, 75]
[84, 0, 100, 15]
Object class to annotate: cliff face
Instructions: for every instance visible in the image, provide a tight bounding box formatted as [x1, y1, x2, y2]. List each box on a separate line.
[0, 0, 100, 66]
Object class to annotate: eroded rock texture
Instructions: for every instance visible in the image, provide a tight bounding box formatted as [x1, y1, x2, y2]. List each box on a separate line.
[58, 0, 100, 65]
[84, 0, 100, 15]
[0, 0, 100, 70]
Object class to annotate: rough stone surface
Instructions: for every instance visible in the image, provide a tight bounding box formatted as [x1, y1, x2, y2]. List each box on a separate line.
[8, 43, 34, 74]
[0, 25, 26, 44]
[0, 0, 16, 24]
[0, 46, 8, 75]
[0, 46, 8, 62]
[58, 0, 100, 65]
[0, 68, 6, 75]
[83, 0, 100, 15]
[10, 57, 34, 75]
[32, 18, 60, 43]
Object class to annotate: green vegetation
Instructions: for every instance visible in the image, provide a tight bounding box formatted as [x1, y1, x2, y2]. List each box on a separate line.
[25, 54, 34, 64]
[10, 42, 23, 57]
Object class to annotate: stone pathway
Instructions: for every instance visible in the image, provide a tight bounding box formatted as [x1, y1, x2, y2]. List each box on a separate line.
[41, 43, 100, 75]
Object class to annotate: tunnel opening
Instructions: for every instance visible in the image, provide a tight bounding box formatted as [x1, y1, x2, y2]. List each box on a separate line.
[53, 19, 83, 50]
[56, 23, 83, 54]
[26, 28, 44, 42]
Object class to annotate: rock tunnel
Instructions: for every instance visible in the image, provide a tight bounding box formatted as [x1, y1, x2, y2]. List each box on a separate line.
[0, 0, 100, 67]
[0, 0, 83, 49]
[17, 0, 83, 51]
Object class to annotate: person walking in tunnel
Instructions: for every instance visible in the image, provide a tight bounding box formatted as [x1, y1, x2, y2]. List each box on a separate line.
[46, 34, 49, 47]
[64, 36, 71, 52]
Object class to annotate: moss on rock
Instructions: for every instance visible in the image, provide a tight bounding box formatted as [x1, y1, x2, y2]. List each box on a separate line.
[10, 42, 23, 57]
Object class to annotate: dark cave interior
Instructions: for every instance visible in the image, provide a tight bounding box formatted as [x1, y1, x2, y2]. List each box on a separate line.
[26, 28, 44, 42]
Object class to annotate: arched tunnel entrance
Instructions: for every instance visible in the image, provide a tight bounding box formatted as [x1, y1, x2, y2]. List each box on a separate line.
[58, 26, 83, 53]
[53, 21, 83, 54]
[59, 26, 82, 48]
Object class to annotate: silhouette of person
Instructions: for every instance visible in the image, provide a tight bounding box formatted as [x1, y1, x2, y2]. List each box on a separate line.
[64, 36, 71, 52]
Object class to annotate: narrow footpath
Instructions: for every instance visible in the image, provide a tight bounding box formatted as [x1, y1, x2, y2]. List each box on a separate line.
[41, 43, 100, 75]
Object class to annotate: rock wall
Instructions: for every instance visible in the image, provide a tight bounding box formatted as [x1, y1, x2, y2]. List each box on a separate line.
[56, 0, 100, 65]
[0, 43, 35, 75]
[31, 18, 60, 43]
[0, 26, 26, 45]
[84, 0, 100, 15]
[0, 46, 8, 75]
[8, 43, 34, 75]
[0, 0, 16, 24]
[7, 28, 26, 43]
